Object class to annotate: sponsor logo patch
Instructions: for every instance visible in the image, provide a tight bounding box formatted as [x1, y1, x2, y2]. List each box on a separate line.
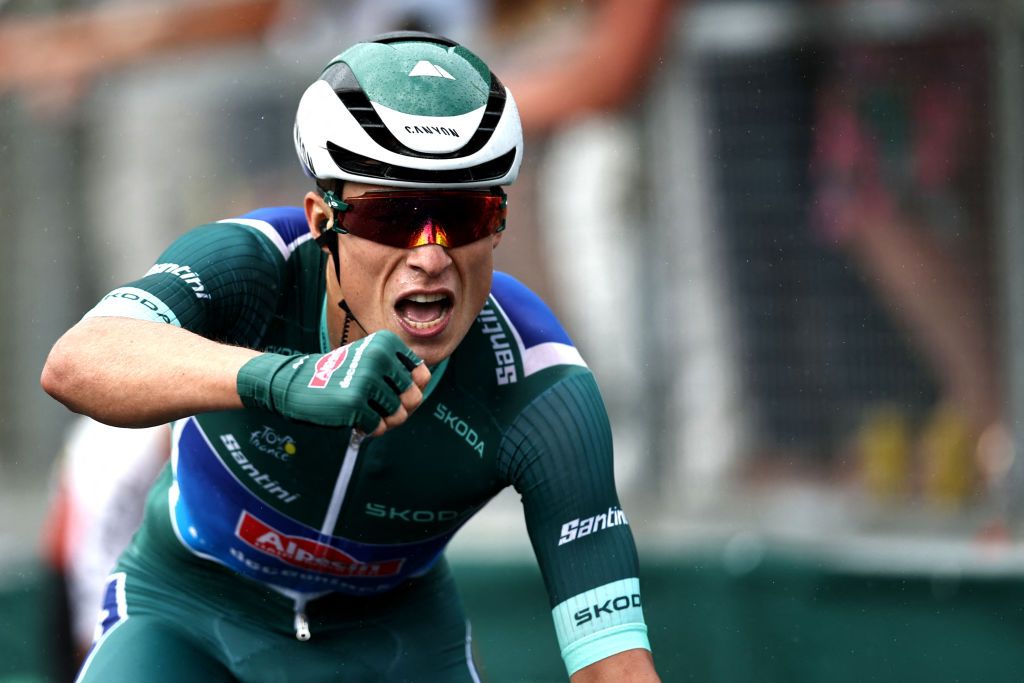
[220, 434, 299, 503]
[477, 303, 517, 385]
[403, 125, 460, 137]
[365, 502, 459, 523]
[249, 426, 298, 461]
[263, 344, 303, 357]
[432, 402, 486, 457]
[408, 60, 455, 79]
[146, 262, 212, 300]
[94, 288, 177, 324]
[308, 347, 348, 388]
[574, 593, 642, 627]
[236, 511, 404, 578]
[558, 506, 629, 546]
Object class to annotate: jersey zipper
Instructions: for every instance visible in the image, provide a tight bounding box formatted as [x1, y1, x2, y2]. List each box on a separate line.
[320, 430, 364, 534]
[293, 594, 311, 641]
[290, 430, 365, 641]
[286, 352, 450, 641]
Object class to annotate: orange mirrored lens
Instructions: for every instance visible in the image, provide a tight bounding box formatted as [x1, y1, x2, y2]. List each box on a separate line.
[410, 219, 451, 248]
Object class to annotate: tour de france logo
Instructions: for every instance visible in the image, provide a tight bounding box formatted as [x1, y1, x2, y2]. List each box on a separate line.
[250, 426, 298, 462]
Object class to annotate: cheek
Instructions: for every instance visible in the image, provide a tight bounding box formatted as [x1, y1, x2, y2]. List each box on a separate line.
[460, 248, 495, 307]
[338, 250, 383, 310]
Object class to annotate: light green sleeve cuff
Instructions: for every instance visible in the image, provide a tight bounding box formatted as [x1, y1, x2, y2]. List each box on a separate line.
[82, 287, 180, 326]
[561, 623, 651, 676]
[551, 577, 651, 676]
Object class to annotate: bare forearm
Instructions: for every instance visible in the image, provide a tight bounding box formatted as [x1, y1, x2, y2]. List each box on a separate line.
[508, 0, 680, 135]
[0, 0, 282, 95]
[41, 317, 260, 427]
[570, 649, 660, 683]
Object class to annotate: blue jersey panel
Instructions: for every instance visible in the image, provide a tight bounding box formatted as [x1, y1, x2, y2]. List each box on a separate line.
[171, 418, 449, 596]
[491, 271, 573, 349]
[237, 207, 309, 248]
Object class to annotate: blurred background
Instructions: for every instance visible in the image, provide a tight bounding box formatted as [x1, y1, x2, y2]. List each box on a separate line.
[4, 0, 1024, 680]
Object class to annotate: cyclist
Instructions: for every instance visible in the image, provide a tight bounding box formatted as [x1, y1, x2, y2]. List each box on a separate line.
[41, 31, 659, 682]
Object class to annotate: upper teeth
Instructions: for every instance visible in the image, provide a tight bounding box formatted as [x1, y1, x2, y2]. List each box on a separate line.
[407, 293, 446, 303]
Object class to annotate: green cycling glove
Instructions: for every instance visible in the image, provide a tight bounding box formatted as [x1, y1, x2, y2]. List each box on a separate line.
[236, 331, 422, 431]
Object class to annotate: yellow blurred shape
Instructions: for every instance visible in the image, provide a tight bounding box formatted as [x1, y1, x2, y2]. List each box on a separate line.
[859, 405, 911, 500]
[920, 403, 976, 507]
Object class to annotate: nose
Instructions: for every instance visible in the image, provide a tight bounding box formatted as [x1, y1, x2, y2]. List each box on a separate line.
[405, 243, 452, 276]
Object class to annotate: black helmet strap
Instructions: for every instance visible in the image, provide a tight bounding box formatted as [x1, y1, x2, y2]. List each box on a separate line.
[314, 180, 366, 346]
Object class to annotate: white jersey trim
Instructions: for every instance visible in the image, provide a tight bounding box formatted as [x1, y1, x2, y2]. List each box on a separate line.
[489, 296, 588, 378]
[464, 619, 483, 683]
[523, 342, 587, 377]
[220, 218, 313, 261]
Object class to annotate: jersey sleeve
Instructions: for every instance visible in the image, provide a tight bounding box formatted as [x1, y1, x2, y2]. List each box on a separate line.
[497, 371, 650, 677]
[82, 221, 288, 346]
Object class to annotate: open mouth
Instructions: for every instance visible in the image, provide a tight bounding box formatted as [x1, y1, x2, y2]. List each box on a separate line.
[395, 292, 453, 334]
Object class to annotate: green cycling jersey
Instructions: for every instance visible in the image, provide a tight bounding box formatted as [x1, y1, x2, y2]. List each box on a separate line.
[76, 206, 649, 680]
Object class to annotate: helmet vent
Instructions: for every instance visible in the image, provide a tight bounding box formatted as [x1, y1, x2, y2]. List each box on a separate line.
[326, 143, 516, 184]
[338, 92, 385, 130]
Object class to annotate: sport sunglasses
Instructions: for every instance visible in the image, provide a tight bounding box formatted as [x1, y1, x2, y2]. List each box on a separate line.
[320, 188, 507, 249]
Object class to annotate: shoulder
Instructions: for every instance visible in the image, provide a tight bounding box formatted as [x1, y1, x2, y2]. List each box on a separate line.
[490, 272, 571, 345]
[213, 206, 313, 261]
[148, 206, 312, 278]
[489, 271, 586, 379]
[454, 272, 587, 394]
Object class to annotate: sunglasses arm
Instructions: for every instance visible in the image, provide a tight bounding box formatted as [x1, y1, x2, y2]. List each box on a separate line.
[319, 188, 351, 235]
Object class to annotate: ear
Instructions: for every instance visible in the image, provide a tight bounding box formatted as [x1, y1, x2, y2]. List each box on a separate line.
[491, 231, 504, 250]
[304, 191, 332, 252]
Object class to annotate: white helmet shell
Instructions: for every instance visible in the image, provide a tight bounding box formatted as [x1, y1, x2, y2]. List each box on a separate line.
[294, 32, 523, 189]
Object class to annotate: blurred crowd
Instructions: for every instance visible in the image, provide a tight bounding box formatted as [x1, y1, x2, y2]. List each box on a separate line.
[0, 0, 1015, 550]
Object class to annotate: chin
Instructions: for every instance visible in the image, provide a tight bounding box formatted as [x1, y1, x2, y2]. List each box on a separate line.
[391, 318, 468, 368]
[408, 341, 455, 368]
